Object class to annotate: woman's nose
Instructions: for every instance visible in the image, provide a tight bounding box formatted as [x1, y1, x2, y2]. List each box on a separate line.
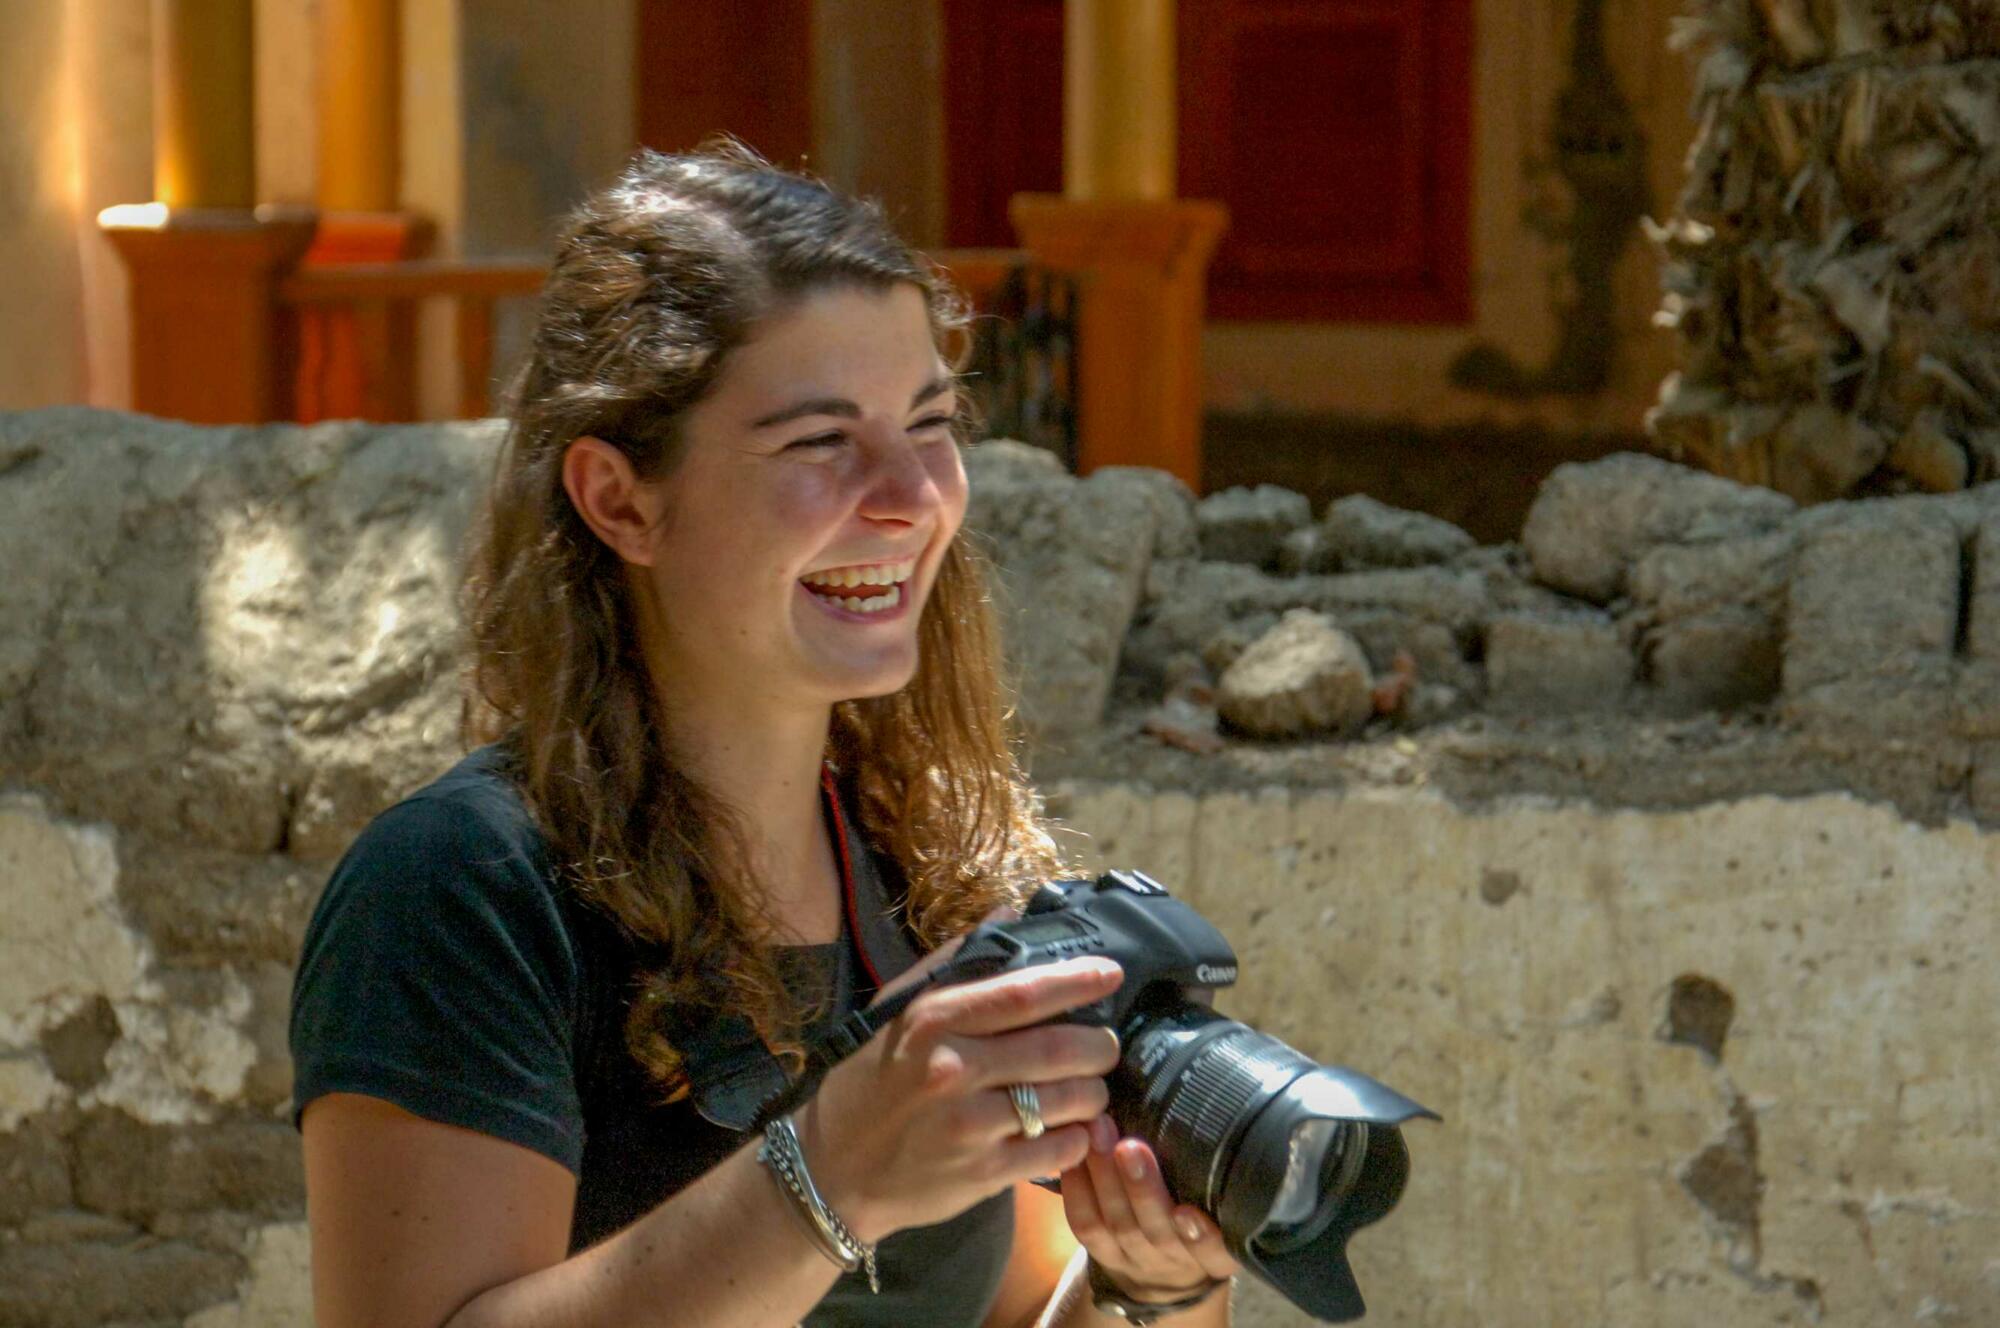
[856, 431, 942, 523]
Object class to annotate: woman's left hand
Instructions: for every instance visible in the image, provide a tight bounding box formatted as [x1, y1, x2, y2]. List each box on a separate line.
[1059, 1115, 1241, 1305]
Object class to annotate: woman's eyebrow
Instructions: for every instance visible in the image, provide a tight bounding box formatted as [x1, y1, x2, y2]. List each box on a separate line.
[749, 376, 955, 429]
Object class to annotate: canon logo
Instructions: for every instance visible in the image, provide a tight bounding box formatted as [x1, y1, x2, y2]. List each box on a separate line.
[1195, 963, 1237, 985]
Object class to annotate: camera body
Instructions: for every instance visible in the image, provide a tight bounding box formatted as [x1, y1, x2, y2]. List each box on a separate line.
[928, 868, 1240, 1032]
[923, 869, 1437, 1324]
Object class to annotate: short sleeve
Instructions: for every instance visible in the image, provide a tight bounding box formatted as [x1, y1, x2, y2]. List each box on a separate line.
[289, 791, 587, 1173]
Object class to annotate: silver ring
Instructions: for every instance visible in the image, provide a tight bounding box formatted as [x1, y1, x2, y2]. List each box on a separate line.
[1008, 1082, 1046, 1140]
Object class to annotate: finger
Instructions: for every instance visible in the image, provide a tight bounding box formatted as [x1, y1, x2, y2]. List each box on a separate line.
[1173, 1204, 1243, 1282]
[867, 905, 1018, 1010]
[1114, 1139, 1189, 1255]
[908, 958, 1122, 1039]
[959, 1077, 1110, 1144]
[1084, 1139, 1150, 1263]
[1061, 1155, 1109, 1246]
[958, 1023, 1120, 1091]
[995, 1123, 1093, 1187]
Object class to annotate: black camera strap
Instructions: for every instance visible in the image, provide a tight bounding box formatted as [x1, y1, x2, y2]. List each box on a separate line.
[681, 766, 927, 1134]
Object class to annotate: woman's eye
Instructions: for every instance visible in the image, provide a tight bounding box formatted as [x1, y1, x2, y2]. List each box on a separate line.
[788, 431, 846, 451]
[911, 413, 956, 433]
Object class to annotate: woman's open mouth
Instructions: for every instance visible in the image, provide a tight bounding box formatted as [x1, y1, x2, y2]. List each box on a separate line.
[798, 557, 917, 620]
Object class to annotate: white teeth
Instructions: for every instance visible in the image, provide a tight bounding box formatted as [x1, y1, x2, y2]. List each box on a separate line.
[801, 558, 916, 591]
[806, 584, 902, 615]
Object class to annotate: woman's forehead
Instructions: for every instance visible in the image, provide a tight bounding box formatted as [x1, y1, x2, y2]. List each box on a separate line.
[719, 285, 943, 403]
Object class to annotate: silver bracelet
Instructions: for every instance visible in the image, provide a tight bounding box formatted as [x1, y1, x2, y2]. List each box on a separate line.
[756, 1113, 880, 1293]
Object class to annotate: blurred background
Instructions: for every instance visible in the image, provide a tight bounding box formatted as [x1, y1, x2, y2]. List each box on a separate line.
[7, 7, 2000, 1327]
[0, 0, 1695, 540]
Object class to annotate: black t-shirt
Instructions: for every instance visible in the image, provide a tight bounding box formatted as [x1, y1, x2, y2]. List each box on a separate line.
[289, 746, 1015, 1326]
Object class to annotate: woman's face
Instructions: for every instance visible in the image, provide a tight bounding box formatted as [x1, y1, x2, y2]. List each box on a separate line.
[639, 282, 967, 714]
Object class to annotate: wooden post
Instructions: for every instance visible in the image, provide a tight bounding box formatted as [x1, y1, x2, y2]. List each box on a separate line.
[153, 0, 255, 209]
[318, 0, 401, 214]
[1009, 0, 1225, 487]
[1010, 197, 1225, 487]
[1064, 0, 1175, 202]
[103, 1, 319, 423]
[298, 0, 428, 421]
[100, 208, 319, 424]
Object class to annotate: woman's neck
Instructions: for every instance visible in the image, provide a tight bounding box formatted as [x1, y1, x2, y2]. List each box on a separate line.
[661, 691, 844, 943]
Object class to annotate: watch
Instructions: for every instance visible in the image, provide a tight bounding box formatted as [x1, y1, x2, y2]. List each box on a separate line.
[1085, 1256, 1228, 1325]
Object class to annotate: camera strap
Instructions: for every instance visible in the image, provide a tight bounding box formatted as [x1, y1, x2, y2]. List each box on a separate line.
[680, 765, 926, 1134]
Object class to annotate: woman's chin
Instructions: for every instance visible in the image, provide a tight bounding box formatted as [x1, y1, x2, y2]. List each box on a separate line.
[800, 644, 920, 705]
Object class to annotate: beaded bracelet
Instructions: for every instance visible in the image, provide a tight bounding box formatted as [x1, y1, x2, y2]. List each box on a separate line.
[756, 1113, 880, 1293]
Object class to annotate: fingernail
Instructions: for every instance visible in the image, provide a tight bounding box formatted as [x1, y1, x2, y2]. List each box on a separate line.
[1092, 1115, 1116, 1154]
[1121, 1145, 1146, 1182]
[1178, 1211, 1203, 1242]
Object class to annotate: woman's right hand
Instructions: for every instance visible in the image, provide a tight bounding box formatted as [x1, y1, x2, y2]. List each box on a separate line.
[795, 957, 1125, 1242]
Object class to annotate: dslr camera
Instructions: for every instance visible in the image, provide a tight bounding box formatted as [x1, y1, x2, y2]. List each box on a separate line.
[909, 869, 1438, 1322]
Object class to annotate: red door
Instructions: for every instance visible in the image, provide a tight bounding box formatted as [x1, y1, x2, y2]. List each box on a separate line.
[942, 0, 1473, 323]
[636, 0, 814, 166]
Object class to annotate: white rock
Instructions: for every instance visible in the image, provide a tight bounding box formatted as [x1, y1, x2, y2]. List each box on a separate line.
[1216, 609, 1373, 738]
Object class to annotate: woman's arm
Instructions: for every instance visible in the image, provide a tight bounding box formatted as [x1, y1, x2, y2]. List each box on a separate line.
[303, 1092, 845, 1328]
[305, 957, 1126, 1328]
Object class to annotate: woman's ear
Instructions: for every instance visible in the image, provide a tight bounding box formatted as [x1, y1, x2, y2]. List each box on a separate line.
[562, 436, 663, 566]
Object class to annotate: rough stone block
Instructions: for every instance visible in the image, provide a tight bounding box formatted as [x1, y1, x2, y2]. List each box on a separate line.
[1319, 493, 1475, 569]
[1521, 452, 1794, 602]
[1338, 612, 1480, 694]
[1092, 464, 1199, 559]
[1216, 610, 1373, 738]
[1486, 611, 1632, 713]
[1643, 609, 1783, 712]
[1953, 660, 2000, 739]
[1621, 533, 1795, 714]
[284, 688, 462, 862]
[1199, 615, 1278, 679]
[72, 1112, 303, 1221]
[964, 450, 1161, 739]
[116, 844, 321, 967]
[1195, 484, 1312, 566]
[1628, 530, 1796, 620]
[0, 1115, 73, 1225]
[0, 791, 148, 1048]
[1779, 668, 1959, 742]
[1124, 560, 1292, 685]
[1274, 525, 1337, 575]
[1296, 566, 1490, 638]
[0, 408, 499, 852]
[1968, 742, 2000, 822]
[1964, 509, 2000, 661]
[0, 1238, 241, 1328]
[184, 1219, 313, 1328]
[1782, 499, 1960, 696]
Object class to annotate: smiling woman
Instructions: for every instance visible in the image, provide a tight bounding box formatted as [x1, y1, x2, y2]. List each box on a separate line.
[288, 141, 1235, 1328]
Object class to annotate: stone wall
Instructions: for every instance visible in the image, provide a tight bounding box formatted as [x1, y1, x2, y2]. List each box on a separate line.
[1, 408, 1994, 1326]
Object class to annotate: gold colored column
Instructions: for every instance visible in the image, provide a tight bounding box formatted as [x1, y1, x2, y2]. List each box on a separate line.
[1064, 0, 1176, 201]
[318, 0, 401, 212]
[152, 0, 255, 209]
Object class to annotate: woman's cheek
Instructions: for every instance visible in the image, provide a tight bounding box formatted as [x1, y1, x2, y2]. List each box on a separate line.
[929, 448, 969, 530]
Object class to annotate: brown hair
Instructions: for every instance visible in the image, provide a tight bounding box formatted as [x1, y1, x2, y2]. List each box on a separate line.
[463, 142, 1062, 1100]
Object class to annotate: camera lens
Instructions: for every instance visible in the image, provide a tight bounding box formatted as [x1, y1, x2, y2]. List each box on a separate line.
[1255, 1117, 1367, 1253]
[1109, 998, 1436, 1323]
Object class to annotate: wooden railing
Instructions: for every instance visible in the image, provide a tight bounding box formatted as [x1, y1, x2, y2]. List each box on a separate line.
[279, 258, 546, 420]
[104, 203, 1214, 485]
[273, 248, 1079, 465]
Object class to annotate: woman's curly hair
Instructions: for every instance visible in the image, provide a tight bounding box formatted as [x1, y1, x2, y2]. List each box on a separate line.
[462, 141, 1063, 1101]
